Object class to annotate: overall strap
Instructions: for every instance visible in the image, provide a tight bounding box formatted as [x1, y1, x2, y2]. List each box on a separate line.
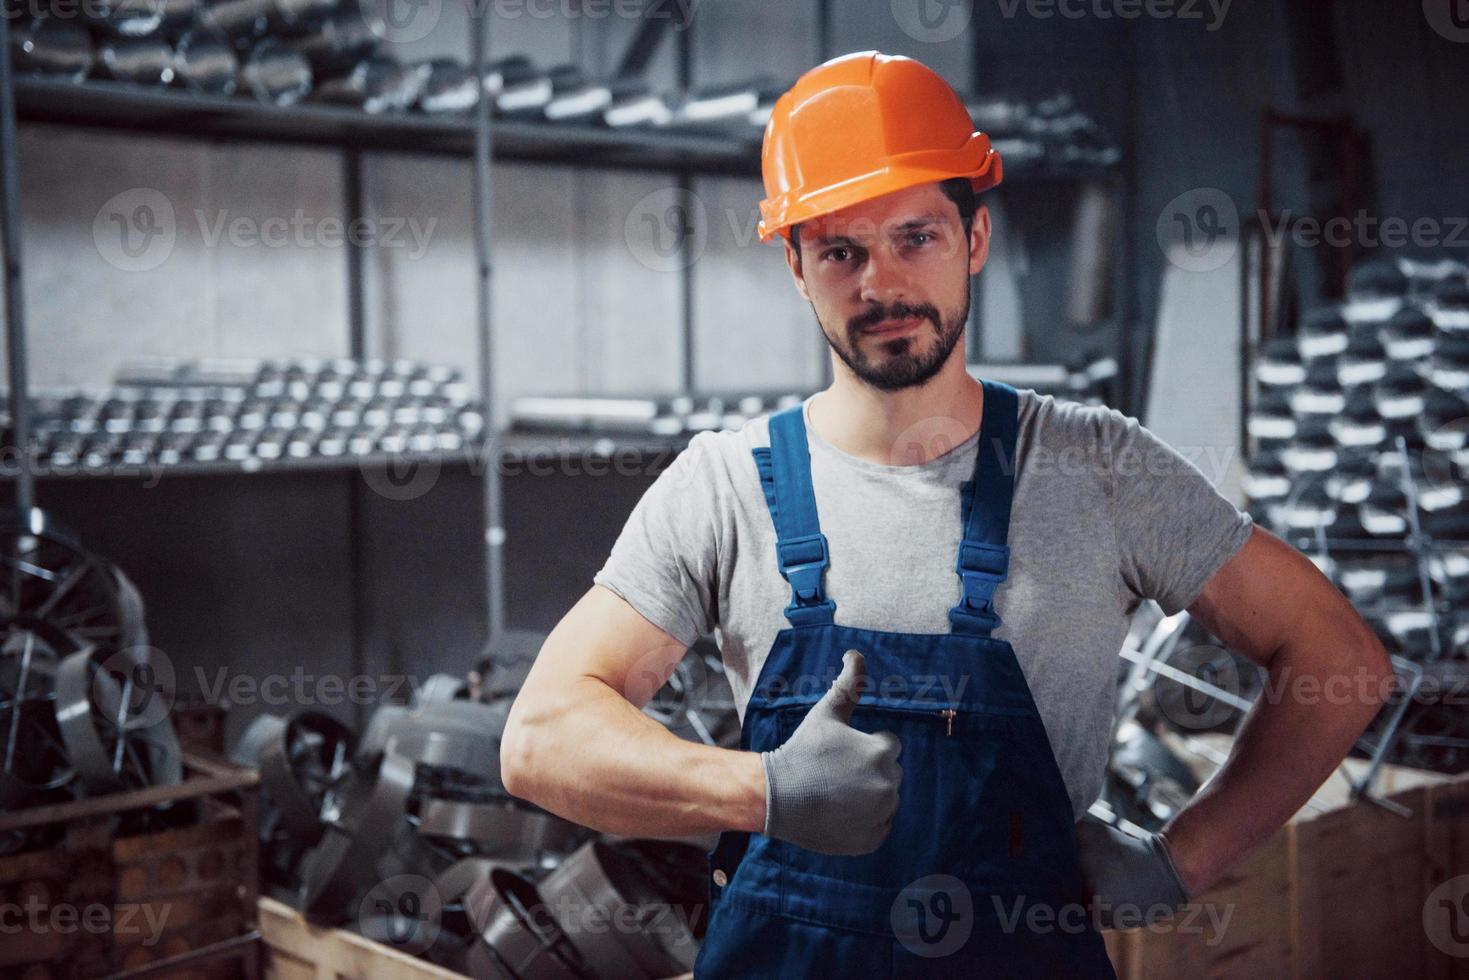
[750, 403, 837, 628]
[948, 380, 1019, 637]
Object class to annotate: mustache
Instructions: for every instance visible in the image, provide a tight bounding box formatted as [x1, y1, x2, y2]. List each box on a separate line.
[849, 303, 941, 335]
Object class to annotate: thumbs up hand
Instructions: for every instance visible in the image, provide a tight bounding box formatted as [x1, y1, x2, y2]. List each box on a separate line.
[760, 650, 903, 855]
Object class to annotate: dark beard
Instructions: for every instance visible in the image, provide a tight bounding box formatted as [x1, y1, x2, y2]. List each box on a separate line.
[819, 278, 971, 392]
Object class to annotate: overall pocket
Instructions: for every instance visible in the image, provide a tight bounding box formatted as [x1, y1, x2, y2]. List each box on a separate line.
[770, 701, 1080, 898]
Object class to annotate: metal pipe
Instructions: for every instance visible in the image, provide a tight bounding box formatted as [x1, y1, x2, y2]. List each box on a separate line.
[679, 171, 695, 392]
[346, 151, 366, 358]
[0, 12, 35, 519]
[344, 149, 369, 733]
[470, 0, 504, 643]
[1396, 435, 1444, 662]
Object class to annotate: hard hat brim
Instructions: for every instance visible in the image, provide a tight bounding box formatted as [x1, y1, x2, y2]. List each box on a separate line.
[758, 142, 1002, 245]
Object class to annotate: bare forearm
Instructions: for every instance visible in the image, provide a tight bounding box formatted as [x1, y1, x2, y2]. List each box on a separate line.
[1161, 618, 1391, 895]
[502, 676, 766, 839]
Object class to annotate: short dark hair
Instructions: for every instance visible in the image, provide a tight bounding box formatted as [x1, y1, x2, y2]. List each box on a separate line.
[787, 177, 979, 263]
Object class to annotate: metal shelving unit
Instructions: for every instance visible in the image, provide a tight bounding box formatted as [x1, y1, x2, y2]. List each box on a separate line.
[0, 8, 528, 693]
[0, 12, 1128, 701]
[0, 9, 785, 706]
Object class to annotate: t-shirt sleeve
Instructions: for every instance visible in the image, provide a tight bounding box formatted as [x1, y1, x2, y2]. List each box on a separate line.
[1106, 411, 1254, 615]
[591, 433, 721, 648]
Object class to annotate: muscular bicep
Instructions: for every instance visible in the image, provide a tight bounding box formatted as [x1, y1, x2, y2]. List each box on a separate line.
[1185, 525, 1366, 670]
[515, 584, 690, 714]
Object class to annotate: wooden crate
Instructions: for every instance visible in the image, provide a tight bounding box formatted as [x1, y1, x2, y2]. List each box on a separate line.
[259, 896, 469, 980]
[0, 753, 260, 979]
[1109, 761, 1469, 979]
[1424, 776, 1469, 980]
[1294, 783, 1432, 978]
[171, 700, 229, 757]
[1119, 826, 1293, 979]
[259, 896, 700, 980]
[255, 759, 1465, 980]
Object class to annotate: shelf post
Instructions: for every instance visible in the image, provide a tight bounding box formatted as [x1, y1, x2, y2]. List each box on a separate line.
[0, 14, 34, 519]
[471, 0, 504, 644]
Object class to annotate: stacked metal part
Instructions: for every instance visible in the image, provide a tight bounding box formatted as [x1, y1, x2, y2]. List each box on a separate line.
[508, 358, 1119, 442]
[6, 0, 449, 110]
[230, 634, 735, 976]
[1245, 256, 1469, 662]
[5, 0, 309, 99]
[0, 509, 183, 851]
[9, 5, 1129, 163]
[968, 92, 1122, 173]
[509, 392, 807, 440]
[15, 356, 486, 472]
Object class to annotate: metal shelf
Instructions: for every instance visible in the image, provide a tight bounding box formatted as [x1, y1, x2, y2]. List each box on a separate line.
[14, 76, 762, 174]
[500, 430, 692, 460]
[11, 450, 471, 481]
[1288, 536, 1469, 554]
[4, 433, 696, 482]
[13, 77, 1120, 182]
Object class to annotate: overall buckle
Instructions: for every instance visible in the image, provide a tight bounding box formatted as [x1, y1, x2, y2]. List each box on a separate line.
[777, 532, 830, 603]
[952, 541, 1009, 631]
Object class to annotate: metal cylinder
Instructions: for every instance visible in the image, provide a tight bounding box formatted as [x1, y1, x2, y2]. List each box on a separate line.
[9, 16, 94, 82]
[173, 23, 237, 94]
[237, 37, 311, 105]
[96, 35, 175, 85]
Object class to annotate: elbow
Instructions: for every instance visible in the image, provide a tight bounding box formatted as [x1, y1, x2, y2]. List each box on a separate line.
[499, 699, 541, 803]
[1346, 617, 1395, 721]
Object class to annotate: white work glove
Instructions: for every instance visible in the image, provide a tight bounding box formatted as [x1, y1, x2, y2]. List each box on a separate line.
[761, 650, 903, 856]
[1075, 816, 1191, 929]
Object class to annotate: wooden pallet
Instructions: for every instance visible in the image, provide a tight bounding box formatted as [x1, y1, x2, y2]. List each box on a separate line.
[0, 753, 261, 979]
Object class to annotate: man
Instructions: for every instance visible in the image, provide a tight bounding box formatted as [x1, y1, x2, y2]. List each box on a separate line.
[502, 51, 1391, 977]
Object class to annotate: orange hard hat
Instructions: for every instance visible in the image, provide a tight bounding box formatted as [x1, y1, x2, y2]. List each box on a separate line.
[757, 50, 1003, 245]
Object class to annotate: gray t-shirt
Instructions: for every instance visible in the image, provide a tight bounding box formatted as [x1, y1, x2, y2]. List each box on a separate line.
[593, 388, 1253, 819]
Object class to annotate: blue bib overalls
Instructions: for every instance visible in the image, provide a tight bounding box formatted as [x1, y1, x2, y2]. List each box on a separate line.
[694, 381, 1117, 978]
